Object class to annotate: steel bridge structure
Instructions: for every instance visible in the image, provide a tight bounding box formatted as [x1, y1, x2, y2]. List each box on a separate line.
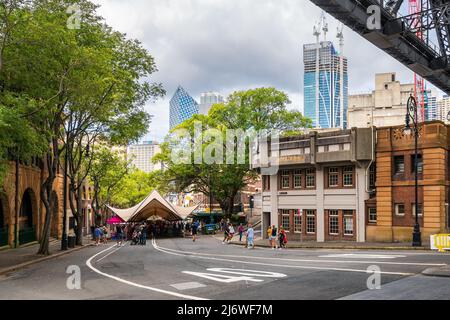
[309, 0, 450, 95]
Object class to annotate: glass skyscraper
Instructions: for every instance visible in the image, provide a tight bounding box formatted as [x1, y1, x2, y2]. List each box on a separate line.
[169, 86, 199, 130]
[304, 41, 348, 129]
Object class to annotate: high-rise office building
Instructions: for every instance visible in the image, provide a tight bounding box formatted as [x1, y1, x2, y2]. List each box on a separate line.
[199, 92, 224, 115]
[426, 93, 438, 121]
[128, 141, 162, 173]
[304, 41, 348, 129]
[169, 86, 199, 130]
[438, 96, 450, 123]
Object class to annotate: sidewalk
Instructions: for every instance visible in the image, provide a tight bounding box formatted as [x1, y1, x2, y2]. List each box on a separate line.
[216, 234, 432, 251]
[0, 237, 94, 275]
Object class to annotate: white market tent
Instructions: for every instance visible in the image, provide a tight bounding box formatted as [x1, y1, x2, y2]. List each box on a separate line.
[108, 190, 198, 222]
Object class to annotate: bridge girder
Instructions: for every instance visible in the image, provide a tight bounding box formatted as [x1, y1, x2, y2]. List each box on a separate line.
[310, 0, 450, 95]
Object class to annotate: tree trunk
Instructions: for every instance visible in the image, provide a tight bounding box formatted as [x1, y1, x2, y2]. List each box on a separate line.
[38, 154, 57, 255]
[75, 185, 83, 246]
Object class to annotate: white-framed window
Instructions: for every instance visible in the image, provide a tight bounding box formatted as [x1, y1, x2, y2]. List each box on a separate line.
[369, 208, 377, 223]
[343, 166, 354, 187]
[328, 167, 339, 187]
[281, 210, 290, 230]
[281, 170, 290, 189]
[306, 169, 315, 188]
[294, 170, 302, 189]
[306, 210, 316, 234]
[395, 203, 405, 216]
[294, 213, 302, 233]
[343, 211, 354, 236]
[329, 210, 339, 235]
[412, 203, 423, 217]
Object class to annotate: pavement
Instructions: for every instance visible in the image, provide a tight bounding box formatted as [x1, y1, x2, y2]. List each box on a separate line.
[215, 233, 430, 250]
[0, 236, 94, 276]
[0, 235, 449, 300]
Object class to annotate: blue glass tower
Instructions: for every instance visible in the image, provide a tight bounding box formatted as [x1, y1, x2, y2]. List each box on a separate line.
[169, 86, 199, 130]
[304, 41, 348, 129]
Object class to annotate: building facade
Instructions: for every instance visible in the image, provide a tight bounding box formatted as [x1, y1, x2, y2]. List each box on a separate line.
[128, 141, 162, 173]
[253, 128, 374, 242]
[199, 92, 224, 115]
[348, 73, 437, 128]
[368, 121, 450, 242]
[0, 160, 93, 248]
[304, 41, 348, 129]
[169, 86, 199, 130]
[437, 96, 450, 123]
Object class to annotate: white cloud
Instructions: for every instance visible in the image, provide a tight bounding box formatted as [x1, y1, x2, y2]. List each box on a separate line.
[92, 0, 442, 142]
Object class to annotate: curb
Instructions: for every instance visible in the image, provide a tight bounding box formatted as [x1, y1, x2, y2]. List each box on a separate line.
[0, 243, 94, 276]
[227, 240, 430, 251]
[422, 266, 450, 278]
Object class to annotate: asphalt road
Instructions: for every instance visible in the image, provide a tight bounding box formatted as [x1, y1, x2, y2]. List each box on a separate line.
[1, 236, 450, 300]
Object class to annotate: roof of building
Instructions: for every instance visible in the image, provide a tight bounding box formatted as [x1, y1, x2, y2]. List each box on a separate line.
[108, 190, 199, 222]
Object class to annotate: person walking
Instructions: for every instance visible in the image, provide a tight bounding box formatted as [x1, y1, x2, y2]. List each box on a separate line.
[222, 223, 230, 244]
[192, 220, 200, 242]
[94, 226, 102, 246]
[116, 225, 124, 247]
[238, 223, 244, 242]
[141, 223, 148, 245]
[227, 223, 235, 242]
[102, 225, 108, 244]
[246, 224, 255, 249]
[267, 226, 272, 247]
[278, 226, 287, 249]
[271, 225, 278, 249]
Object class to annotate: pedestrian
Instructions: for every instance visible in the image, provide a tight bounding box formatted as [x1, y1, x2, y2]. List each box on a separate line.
[278, 226, 287, 249]
[227, 223, 235, 242]
[238, 223, 244, 242]
[141, 223, 148, 245]
[246, 224, 254, 249]
[267, 226, 272, 247]
[192, 220, 200, 242]
[222, 223, 230, 244]
[94, 226, 102, 246]
[102, 225, 108, 244]
[271, 225, 278, 249]
[116, 225, 124, 247]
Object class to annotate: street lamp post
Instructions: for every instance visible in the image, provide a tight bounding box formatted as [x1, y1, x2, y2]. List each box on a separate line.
[404, 95, 422, 247]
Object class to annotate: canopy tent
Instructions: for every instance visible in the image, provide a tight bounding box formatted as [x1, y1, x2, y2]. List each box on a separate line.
[108, 190, 199, 223]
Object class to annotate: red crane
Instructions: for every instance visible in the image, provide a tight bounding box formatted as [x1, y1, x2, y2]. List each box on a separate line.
[409, 0, 427, 122]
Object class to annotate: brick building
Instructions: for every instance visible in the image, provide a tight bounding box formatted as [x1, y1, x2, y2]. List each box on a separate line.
[368, 121, 450, 242]
[253, 128, 375, 242]
[0, 160, 93, 249]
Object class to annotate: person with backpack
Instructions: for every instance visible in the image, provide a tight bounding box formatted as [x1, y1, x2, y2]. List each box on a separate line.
[271, 225, 278, 249]
[192, 220, 200, 242]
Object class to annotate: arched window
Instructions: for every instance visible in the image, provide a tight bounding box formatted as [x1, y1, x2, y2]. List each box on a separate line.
[20, 189, 34, 230]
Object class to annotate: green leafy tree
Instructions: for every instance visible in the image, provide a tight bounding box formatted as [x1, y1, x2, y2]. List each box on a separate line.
[155, 88, 312, 217]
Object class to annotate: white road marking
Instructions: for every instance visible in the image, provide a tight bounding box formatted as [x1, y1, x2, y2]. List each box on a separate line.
[152, 239, 415, 276]
[182, 271, 264, 283]
[319, 254, 406, 259]
[170, 282, 206, 291]
[96, 246, 123, 262]
[154, 240, 445, 267]
[207, 268, 287, 278]
[86, 244, 208, 300]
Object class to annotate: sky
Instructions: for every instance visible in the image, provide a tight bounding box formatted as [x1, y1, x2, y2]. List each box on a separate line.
[93, 0, 443, 143]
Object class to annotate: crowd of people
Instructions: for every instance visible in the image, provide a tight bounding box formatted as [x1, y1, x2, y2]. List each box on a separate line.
[220, 219, 255, 249]
[267, 225, 288, 250]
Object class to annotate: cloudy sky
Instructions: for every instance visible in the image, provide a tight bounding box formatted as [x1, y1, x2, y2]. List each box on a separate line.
[93, 0, 442, 143]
